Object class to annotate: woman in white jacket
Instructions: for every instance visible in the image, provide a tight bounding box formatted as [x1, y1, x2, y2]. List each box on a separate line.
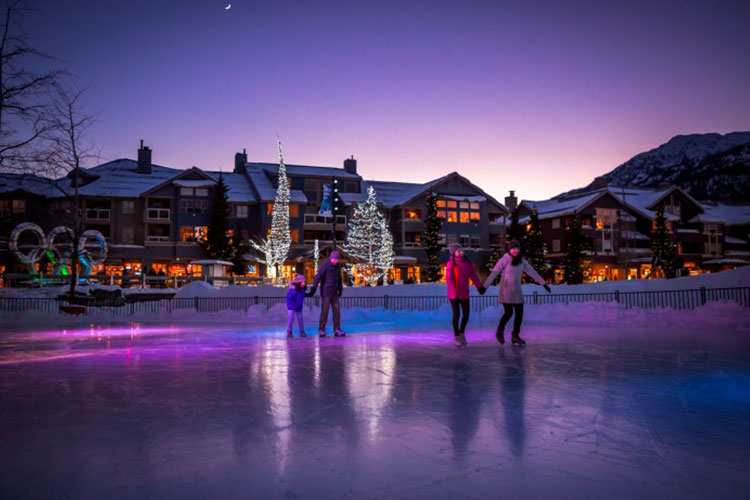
[483, 240, 550, 345]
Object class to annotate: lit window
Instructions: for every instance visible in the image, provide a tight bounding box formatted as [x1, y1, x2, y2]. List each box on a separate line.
[180, 226, 193, 242]
[405, 209, 420, 219]
[447, 211, 458, 223]
[446, 200, 457, 208]
[267, 203, 274, 215]
[290, 204, 299, 217]
[469, 202, 480, 210]
[12, 200, 26, 213]
[437, 210, 446, 219]
[436, 200, 446, 208]
[459, 202, 470, 209]
[469, 212, 480, 221]
[290, 229, 299, 243]
[460, 212, 470, 223]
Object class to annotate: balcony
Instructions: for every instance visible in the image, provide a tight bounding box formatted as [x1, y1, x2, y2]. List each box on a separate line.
[401, 241, 422, 248]
[85, 208, 110, 221]
[145, 235, 170, 244]
[303, 213, 347, 229]
[145, 208, 170, 222]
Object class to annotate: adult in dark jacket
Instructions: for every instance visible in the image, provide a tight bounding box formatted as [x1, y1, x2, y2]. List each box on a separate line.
[309, 251, 345, 337]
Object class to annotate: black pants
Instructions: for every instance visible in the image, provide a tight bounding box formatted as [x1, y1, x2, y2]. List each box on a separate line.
[497, 303, 524, 336]
[450, 298, 470, 336]
[319, 295, 341, 331]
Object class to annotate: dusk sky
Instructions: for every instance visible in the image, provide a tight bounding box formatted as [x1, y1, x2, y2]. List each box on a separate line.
[25, 0, 750, 201]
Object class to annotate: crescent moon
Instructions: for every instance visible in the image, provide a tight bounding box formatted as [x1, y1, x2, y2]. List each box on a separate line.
[225, 4, 231, 9]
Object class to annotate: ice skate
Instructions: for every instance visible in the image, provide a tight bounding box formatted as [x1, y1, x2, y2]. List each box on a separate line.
[495, 329, 505, 344]
[286, 330, 293, 339]
[454, 335, 463, 347]
[300, 331, 307, 338]
[318, 330, 326, 337]
[334, 329, 346, 337]
[511, 334, 526, 346]
[455, 333, 467, 346]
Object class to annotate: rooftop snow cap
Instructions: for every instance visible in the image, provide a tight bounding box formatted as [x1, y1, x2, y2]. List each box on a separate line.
[329, 250, 340, 261]
[449, 243, 462, 255]
[509, 239, 521, 250]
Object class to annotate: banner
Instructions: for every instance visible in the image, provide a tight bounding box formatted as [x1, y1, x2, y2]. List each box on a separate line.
[319, 183, 332, 216]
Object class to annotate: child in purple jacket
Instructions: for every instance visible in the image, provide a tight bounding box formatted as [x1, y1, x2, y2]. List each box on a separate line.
[286, 274, 307, 338]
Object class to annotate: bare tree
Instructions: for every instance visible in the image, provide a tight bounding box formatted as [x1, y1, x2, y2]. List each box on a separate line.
[0, 0, 64, 171]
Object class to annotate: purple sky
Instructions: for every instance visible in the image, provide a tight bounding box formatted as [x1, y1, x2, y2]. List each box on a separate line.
[25, 0, 750, 201]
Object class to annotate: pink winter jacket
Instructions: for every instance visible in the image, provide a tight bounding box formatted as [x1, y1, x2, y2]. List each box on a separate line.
[446, 256, 482, 300]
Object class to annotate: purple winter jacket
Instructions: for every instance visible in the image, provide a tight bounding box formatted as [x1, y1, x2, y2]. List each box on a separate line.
[286, 285, 306, 312]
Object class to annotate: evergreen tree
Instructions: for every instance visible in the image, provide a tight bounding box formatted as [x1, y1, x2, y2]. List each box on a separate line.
[650, 206, 677, 278]
[563, 215, 586, 284]
[377, 216, 394, 284]
[230, 225, 248, 276]
[344, 186, 388, 286]
[523, 205, 547, 280]
[269, 140, 292, 277]
[422, 188, 443, 281]
[203, 173, 231, 260]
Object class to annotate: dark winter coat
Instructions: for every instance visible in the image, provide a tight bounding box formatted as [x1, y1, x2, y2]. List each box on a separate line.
[446, 255, 482, 300]
[286, 285, 306, 312]
[312, 260, 343, 298]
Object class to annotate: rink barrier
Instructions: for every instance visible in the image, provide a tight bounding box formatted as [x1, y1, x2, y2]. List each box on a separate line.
[0, 286, 748, 317]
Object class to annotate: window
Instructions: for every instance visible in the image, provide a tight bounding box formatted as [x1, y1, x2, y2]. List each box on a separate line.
[471, 235, 480, 248]
[180, 226, 207, 243]
[446, 200, 457, 208]
[12, 200, 25, 214]
[459, 212, 470, 223]
[0, 200, 9, 217]
[552, 218, 560, 229]
[122, 227, 134, 244]
[459, 202, 470, 209]
[552, 239, 561, 252]
[290, 229, 299, 244]
[596, 208, 617, 229]
[460, 234, 471, 247]
[290, 204, 299, 217]
[122, 200, 135, 214]
[437, 210, 446, 219]
[469, 212, 480, 221]
[180, 187, 193, 196]
[469, 202, 480, 210]
[405, 209, 421, 219]
[437, 233, 447, 245]
[180, 199, 207, 213]
[447, 211, 458, 223]
[436, 200, 446, 208]
[195, 188, 208, 197]
[267, 203, 274, 216]
[234, 205, 248, 218]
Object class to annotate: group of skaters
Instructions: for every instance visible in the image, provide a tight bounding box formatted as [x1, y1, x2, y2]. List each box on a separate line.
[286, 240, 551, 346]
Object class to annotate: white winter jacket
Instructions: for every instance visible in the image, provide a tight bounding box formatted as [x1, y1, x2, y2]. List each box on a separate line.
[483, 253, 545, 304]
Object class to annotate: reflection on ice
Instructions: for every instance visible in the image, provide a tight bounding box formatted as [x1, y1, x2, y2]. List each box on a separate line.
[1, 323, 749, 499]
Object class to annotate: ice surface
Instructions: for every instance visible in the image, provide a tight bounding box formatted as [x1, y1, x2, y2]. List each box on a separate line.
[1, 318, 750, 499]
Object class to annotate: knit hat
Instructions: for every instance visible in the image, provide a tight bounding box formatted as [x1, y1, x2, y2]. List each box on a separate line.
[449, 243, 462, 256]
[508, 239, 521, 250]
[292, 273, 305, 284]
[329, 250, 340, 260]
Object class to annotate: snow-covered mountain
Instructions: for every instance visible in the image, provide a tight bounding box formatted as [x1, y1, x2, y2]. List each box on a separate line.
[558, 132, 750, 201]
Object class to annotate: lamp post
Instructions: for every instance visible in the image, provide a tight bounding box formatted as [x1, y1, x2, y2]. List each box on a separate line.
[331, 176, 338, 250]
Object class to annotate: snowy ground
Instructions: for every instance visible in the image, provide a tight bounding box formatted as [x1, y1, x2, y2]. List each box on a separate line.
[1, 316, 750, 499]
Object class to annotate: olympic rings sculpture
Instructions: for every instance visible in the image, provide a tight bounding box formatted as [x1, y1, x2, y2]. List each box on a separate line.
[9, 222, 108, 275]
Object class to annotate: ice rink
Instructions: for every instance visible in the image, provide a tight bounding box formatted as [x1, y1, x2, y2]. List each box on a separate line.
[1, 322, 749, 499]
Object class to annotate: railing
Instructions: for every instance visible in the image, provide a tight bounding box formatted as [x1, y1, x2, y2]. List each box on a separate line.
[303, 214, 346, 226]
[145, 235, 170, 243]
[0, 287, 747, 317]
[145, 208, 170, 221]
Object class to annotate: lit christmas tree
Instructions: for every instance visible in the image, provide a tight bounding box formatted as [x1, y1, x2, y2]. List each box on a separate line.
[422, 188, 443, 282]
[563, 215, 586, 284]
[251, 140, 291, 281]
[377, 217, 394, 284]
[650, 206, 677, 278]
[344, 186, 387, 286]
[523, 205, 548, 280]
[203, 173, 232, 260]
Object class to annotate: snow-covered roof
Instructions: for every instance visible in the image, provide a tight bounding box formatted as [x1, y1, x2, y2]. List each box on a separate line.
[365, 180, 427, 208]
[53, 159, 181, 198]
[173, 179, 215, 188]
[245, 162, 360, 180]
[521, 191, 605, 219]
[244, 164, 307, 203]
[725, 236, 748, 245]
[0, 173, 58, 197]
[692, 202, 750, 226]
[206, 172, 257, 203]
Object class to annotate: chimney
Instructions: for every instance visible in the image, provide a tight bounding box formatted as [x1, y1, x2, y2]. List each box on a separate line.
[234, 148, 248, 174]
[137, 140, 152, 174]
[343, 155, 357, 174]
[593, 176, 608, 190]
[505, 190, 518, 211]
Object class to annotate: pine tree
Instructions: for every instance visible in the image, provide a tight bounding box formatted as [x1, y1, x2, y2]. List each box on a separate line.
[230, 225, 248, 276]
[377, 217, 394, 284]
[269, 140, 292, 278]
[422, 188, 443, 281]
[344, 186, 387, 286]
[203, 173, 232, 260]
[650, 206, 677, 278]
[563, 215, 586, 284]
[523, 205, 547, 280]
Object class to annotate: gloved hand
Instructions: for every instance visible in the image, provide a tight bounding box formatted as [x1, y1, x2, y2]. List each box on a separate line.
[307, 286, 316, 297]
[338, 287, 343, 297]
[543, 284, 551, 294]
[478, 286, 486, 295]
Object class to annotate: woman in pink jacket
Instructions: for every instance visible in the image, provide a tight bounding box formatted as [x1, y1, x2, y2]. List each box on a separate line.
[446, 243, 485, 346]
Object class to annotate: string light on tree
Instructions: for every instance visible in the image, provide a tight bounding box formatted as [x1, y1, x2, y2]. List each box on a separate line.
[377, 217, 394, 284]
[650, 206, 678, 278]
[422, 188, 443, 282]
[344, 186, 390, 286]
